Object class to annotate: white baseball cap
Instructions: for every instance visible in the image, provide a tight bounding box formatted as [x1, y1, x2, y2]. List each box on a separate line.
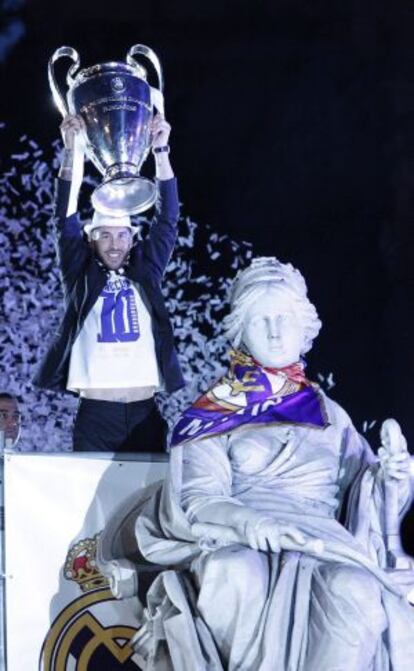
[83, 211, 139, 238]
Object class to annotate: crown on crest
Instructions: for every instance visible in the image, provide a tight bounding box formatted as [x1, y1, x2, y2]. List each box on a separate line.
[64, 534, 109, 593]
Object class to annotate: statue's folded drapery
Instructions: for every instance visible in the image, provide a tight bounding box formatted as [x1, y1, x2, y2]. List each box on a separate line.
[133, 392, 414, 671]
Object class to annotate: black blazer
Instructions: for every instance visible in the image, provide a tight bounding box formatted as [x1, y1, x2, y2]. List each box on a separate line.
[33, 177, 185, 394]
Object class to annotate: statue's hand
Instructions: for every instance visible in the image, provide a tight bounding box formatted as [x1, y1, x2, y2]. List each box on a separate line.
[191, 517, 324, 555]
[236, 514, 306, 553]
[379, 418, 410, 482]
[379, 448, 411, 482]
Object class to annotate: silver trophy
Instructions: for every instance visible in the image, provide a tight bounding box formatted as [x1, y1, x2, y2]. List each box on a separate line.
[48, 45, 164, 216]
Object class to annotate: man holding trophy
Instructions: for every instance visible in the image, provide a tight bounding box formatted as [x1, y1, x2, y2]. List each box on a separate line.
[34, 111, 184, 452]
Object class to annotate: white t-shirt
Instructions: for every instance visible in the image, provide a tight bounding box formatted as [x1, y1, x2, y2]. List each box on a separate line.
[67, 272, 160, 393]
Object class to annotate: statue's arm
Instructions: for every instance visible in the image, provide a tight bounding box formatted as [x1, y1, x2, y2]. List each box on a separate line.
[377, 418, 412, 511]
[339, 417, 412, 513]
[181, 435, 306, 553]
[337, 409, 413, 566]
[181, 434, 244, 524]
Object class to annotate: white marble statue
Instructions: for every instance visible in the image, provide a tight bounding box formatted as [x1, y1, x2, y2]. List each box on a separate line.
[129, 257, 414, 670]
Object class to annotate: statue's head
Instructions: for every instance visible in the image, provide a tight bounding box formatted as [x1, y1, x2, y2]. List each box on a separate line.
[223, 257, 321, 367]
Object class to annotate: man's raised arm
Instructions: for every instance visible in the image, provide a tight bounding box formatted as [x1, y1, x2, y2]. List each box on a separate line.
[139, 115, 180, 280]
[53, 114, 88, 291]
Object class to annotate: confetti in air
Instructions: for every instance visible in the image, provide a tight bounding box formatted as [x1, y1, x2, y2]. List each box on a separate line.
[0, 125, 253, 451]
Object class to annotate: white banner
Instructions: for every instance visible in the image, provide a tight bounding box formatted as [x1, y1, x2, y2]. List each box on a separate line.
[4, 453, 167, 670]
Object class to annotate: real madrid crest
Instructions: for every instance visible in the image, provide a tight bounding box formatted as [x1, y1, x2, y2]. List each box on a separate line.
[39, 534, 141, 670]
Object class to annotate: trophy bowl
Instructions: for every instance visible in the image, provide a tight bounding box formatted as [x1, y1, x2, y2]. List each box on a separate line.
[48, 45, 164, 216]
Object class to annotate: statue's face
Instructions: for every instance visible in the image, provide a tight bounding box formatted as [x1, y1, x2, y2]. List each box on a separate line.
[242, 288, 305, 367]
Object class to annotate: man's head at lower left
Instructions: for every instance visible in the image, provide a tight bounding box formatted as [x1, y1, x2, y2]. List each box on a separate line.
[0, 393, 21, 447]
[84, 212, 138, 271]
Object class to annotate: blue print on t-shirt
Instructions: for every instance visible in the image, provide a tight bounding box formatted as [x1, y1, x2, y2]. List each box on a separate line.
[97, 281, 140, 343]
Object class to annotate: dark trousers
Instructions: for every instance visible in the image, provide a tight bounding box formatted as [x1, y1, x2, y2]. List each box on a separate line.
[73, 397, 167, 453]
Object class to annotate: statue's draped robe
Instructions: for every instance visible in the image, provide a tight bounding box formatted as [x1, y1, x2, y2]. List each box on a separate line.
[134, 393, 414, 670]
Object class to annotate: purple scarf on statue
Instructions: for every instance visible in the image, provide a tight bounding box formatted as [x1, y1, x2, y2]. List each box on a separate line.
[170, 350, 329, 447]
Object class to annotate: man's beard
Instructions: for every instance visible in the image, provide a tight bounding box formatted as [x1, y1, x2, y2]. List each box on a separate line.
[95, 248, 130, 270]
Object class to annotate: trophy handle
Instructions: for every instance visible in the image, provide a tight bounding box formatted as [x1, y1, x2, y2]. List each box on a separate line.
[48, 46, 81, 118]
[127, 44, 164, 94]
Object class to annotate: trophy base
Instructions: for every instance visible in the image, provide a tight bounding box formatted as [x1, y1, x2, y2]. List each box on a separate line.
[91, 176, 157, 217]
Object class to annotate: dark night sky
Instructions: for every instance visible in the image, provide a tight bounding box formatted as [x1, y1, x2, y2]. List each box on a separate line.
[1, 0, 414, 447]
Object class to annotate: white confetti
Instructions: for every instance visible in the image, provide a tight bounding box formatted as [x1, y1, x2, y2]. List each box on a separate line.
[1, 125, 254, 452]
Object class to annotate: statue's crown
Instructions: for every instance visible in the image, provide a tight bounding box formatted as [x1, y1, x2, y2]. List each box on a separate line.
[230, 257, 308, 306]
